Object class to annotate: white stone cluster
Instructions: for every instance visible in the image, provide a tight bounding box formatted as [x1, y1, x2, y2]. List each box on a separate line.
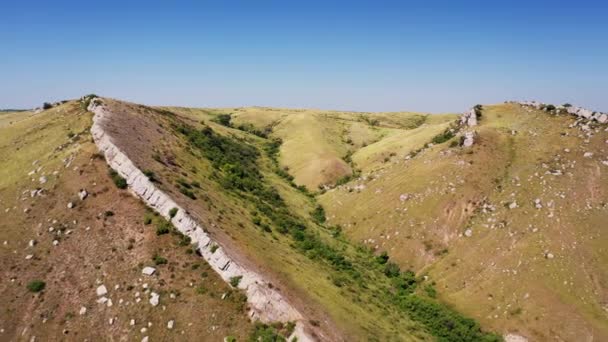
[516, 101, 608, 124]
[88, 99, 313, 342]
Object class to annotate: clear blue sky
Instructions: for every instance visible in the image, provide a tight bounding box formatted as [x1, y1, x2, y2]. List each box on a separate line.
[1, 0, 607, 112]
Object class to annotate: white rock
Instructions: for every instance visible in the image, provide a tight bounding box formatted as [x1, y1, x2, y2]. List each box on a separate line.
[52, 240, 59, 246]
[150, 292, 160, 306]
[79, 306, 87, 315]
[25, 254, 33, 260]
[96, 285, 108, 296]
[508, 201, 518, 209]
[141, 337, 148, 342]
[546, 253, 554, 259]
[97, 296, 108, 304]
[39, 176, 47, 184]
[504, 333, 528, 342]
[130, 319, 136, 326]
[464, 229, 473, 237]
[29, 240, 36, 247]
[78, 189, 88, 200]
[584, 152, 593, 158]
[67, 202, 74, 209]
[167, 320, 174, 329]
[142, 267, 156, 276]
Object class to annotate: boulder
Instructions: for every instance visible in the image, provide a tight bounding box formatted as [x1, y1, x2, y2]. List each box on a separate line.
[78, 189, 88, 200]
[150, 292, 160, 306]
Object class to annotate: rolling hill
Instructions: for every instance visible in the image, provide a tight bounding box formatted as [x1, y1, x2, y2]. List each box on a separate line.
[1, 96, 606, 341]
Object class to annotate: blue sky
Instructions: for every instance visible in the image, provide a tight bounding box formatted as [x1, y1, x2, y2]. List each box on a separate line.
[1, 0, 607, 112]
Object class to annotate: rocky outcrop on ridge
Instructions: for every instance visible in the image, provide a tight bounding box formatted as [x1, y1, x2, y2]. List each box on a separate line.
[459, 105, 482, 147]
[88, 99, 314, 341]
[515, 101, 608, 124]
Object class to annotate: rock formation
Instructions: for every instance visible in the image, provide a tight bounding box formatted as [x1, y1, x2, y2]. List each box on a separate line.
[515, 101, 608, 124]
[88, 99, 314, 341]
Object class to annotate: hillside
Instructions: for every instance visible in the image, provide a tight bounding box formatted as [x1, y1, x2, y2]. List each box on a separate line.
[1, 97, 606, 342]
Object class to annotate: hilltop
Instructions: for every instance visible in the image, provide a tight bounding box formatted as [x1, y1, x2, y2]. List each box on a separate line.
[0, 96, 606, 341]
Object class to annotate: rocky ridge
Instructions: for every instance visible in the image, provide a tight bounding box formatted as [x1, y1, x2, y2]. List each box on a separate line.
[515, 101, 608, 124]
[87, 99, 313, 341]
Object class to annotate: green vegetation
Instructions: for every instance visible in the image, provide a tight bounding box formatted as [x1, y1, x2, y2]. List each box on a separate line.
[169, 207, 178, 218]
[431, 128, 456, 145]
[153, 254, 168, 265]
[172, 122, 500, 341]
[310, 205, 326, 224]
[109, 169, 127, 189]
[27, 280, 46, 293]
[229, 275, 243, 287]
[156, 220, 172, 235]
[213, 113, 233, 127]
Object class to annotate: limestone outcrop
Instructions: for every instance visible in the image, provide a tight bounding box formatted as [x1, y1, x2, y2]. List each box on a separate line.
[515, 101, 608, 124]
[88, 99, 314, 341]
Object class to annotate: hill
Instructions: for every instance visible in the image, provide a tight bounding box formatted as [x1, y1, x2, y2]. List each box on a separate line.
[1, 96, 606, 341]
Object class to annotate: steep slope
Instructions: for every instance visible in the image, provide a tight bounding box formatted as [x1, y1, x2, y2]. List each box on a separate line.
[0, 102, 253, 341]
[319, 102, 608, 341]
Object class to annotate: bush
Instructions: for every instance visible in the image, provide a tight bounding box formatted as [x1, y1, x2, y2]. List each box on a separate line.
[109, 170, 127, 189]
[213, 114, 232, 127]
[210, 244, 219, 253]
[229, 275, 242, 287]
[42, 102, 53, 110]
[376, 251, 389, 264]
[143, 170, 157, 182]
[310, 205, 326, 224]
[431, 129, 455, 145]
[179, 187, 197, 199]
[384, 262, 401, 278]
[545, 104, 556, 111]
[169, 207, 178, 218]
[27, 280, 46, 292]
[156, 221, 171, 235]
[153, 254, 168, 265]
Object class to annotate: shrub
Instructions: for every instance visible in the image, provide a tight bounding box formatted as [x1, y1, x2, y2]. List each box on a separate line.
[424, 284, 437, 298]
[156, 221, 171, 235]
[376, 251, 389, 264]
[169, 207, 178, 218]
[210, 244, 219, 253]
[109, 170, 127, 189]
[104, 210, 114, 217]
[42, 102, 53, 110]
[153, 254, 168, 265]
[384, 262, 401, 278]
[249, 322, 286, 342]
[431, 129, 455, 145]
[545, 104, 556, 111]
[27, 280, 46, 292]
[143, 170, 157, 182]
[179, 187, 197, 199]
[143, 214, 153, 225]
[310, 205, 326, 224]
[229, 275, 242, 287]
[213, 114, 232, 127]
[563, 103, 572, 108]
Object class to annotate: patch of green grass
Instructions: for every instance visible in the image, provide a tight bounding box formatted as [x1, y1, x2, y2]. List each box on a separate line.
[27, 280, 46, 292]
[169, 207, 178, 218]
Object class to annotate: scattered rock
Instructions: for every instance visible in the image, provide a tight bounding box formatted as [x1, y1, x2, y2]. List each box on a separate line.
[150, 292, 160, 306]
[545, 252, 555, 259]
[79, 306, 87, 315]
[508, 201, 518, 209]
[504, 333, 528, 342]
[167, 320, 174, 329]
[584, 152, 594, 158]
[39, 176, 47, 184]
[464, 229, 473, 237]
[96, 285, 108, 296]
[78, 189, 88, 200]
[67, 202, 74, 209]
[462, 131, 476, 147]
[142, 267, 156, 276]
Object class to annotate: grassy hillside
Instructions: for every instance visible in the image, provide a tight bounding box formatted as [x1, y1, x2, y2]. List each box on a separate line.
[4, 97, 602, 341]
[0, 102, 253, 341]
[95, 98, 502, 341]
[319, 103, 608, 341]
